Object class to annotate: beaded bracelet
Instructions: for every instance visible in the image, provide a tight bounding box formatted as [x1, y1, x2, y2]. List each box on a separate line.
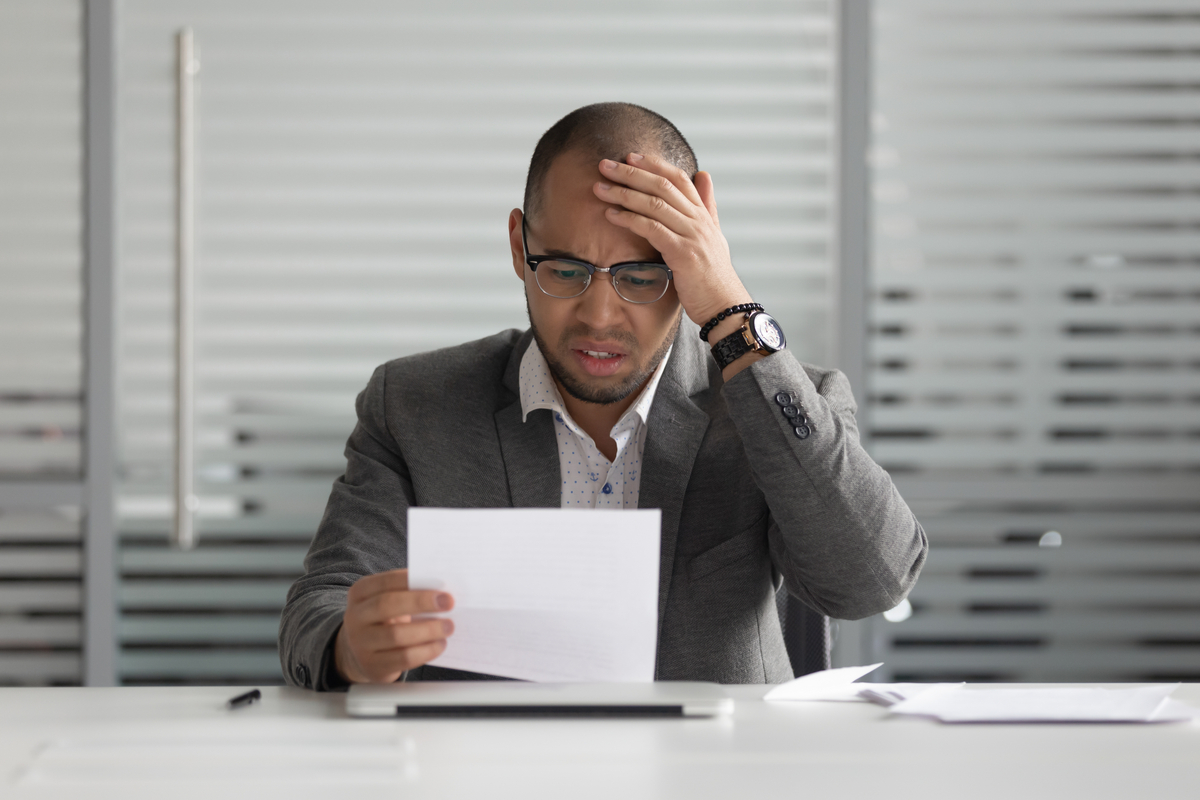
[699, 303, 764, 342]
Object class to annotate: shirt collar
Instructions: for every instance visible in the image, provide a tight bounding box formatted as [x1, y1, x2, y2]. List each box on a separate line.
[519, 338, 672, 432]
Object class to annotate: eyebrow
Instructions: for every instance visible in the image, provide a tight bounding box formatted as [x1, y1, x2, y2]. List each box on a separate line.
[539, 247, 668, 266]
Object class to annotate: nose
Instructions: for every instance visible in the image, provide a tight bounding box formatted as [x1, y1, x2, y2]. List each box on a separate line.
[574, 269, 625, 330]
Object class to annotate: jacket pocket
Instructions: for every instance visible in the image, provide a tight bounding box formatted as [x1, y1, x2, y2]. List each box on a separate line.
[686, 520, 767, 582]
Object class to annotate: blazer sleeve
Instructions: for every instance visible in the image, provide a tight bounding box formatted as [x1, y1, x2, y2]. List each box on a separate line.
[719, 350, 928, 620]
[278, 364, 414, 690]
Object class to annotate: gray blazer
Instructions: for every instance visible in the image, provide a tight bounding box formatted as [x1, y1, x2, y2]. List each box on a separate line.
[279, 322, 927, 690]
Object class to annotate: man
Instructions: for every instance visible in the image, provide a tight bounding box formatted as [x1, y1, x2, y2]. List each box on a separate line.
[280, 103, 927, 690]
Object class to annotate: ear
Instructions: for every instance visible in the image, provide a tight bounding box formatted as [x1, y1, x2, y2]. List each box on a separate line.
[508, 208, 526, 282]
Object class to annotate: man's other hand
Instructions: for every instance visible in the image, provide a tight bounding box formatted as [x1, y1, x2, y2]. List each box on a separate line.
[334, 568, 454, 684]
[593, 153, 753, 327]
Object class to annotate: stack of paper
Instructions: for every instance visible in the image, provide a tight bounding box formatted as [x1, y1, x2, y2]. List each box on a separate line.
[765, 665, 1198, 724]
[763, 664, 940, 706]
[856, 684, 940, 707]
[886, 684, 1196, 723]
[762, 663, 884, 701]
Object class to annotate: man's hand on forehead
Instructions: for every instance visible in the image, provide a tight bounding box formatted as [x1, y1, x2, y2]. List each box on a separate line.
[593, 153, 753, 326]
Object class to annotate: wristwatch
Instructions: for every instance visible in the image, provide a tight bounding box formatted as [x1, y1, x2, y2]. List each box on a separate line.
[710, 310, 787, 370]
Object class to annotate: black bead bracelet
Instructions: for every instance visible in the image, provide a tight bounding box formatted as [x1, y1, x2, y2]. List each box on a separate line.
[699, 303, 763, 342]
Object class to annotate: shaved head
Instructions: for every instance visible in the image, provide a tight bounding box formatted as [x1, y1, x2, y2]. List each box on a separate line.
[523, 102, 698, 222]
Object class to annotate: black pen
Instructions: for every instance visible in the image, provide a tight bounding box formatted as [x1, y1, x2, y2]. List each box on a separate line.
[227, 689, 261, 710]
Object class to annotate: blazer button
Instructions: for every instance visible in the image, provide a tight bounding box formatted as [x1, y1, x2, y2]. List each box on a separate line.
[774, 392, 793, 406]
[782, 405, 800, 418]
[793, 424, 811, 440]
[297, 663, 310, 687]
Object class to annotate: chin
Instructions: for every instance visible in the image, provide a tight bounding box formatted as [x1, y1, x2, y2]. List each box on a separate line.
[556, 368, 643, 406]
[527, 306, 682, 408]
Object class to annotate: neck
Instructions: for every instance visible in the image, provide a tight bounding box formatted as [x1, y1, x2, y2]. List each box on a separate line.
[556, 377, 645, 462]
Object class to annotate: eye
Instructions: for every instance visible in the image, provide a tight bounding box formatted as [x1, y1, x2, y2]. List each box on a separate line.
[616, 266, 668, 286]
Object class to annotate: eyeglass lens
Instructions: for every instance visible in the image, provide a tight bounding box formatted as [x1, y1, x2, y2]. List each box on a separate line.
[536, 261, 670, 303]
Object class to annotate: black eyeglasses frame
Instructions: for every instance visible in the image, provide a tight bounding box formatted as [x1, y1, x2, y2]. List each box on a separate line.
[520, 217, 673, 304]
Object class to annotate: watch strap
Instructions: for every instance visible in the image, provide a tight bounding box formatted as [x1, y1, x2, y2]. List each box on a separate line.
[711, 324, 753, 370]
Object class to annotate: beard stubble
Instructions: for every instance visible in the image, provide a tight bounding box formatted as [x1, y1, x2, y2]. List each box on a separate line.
[528, 302, 682, 406]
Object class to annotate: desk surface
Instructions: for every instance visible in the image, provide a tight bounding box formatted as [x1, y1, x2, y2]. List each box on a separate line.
[2, 684, 1197, 800]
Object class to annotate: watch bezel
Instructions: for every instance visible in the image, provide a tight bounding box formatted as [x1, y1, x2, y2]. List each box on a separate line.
[746, 311, 786, 353]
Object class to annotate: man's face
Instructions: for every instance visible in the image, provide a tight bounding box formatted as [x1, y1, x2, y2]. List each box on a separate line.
[509, 150, 682, 406]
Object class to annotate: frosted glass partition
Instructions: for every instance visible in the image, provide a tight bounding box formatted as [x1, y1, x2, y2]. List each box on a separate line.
[115, 0, 838, 683]
[0, 0, 85, 686]
[866, 0, 1200, 682]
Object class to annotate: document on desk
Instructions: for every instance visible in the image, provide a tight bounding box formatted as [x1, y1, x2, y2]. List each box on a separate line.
[407, 507, 661, 683]
[763, 663, 884, 701]
[887, 683, 1197, 723]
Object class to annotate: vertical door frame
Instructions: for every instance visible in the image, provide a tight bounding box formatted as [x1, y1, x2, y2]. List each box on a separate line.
[830, 0, 873, 668]
[83, 0, 118, 687]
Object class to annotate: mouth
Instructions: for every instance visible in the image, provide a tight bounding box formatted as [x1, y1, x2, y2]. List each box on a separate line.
[571, 344, 629, 377]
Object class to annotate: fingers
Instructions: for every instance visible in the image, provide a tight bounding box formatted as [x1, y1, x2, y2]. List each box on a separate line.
[603, 206, 683, 253]
[694, 171, 720, 227]
[347, 568, 410, 602]
[595, 179, 693, 235]
[365, 639, 450, 680]
[349, 590, 452, 631]
[338, 583, 457, 683]
[338, 570, 461, 684]
[361, 616, 454, 655]
[347, 569, 453, 625]
[620, 152, 705, 207]
[597, 156, 704, 220]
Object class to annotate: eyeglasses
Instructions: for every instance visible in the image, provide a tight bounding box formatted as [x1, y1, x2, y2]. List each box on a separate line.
[521, 218, 673, 304]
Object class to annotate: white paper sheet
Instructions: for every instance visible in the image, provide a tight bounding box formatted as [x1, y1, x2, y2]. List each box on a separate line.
[407, 507, 661, 683]
[887, 683, 1191, 723]
[763, 663, 884, 701]
[857, 683, 948, 707]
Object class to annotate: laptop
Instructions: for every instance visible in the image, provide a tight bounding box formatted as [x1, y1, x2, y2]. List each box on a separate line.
[346, 681, 733, 718]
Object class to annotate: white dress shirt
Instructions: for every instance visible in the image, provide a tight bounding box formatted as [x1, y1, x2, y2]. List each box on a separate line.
[519, 341, 671, 509]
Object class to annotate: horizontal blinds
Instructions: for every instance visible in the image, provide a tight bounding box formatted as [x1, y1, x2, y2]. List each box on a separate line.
[116, 0, 836, 683]
[0, 0, 83, 480]
[867, 0, 1200, 681]
[0, 0, 83, 686]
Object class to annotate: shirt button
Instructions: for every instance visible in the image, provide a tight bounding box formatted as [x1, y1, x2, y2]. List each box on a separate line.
[793, 424, 811, 440]
[602, 483, 613, 494]
[775, 392, 793, 406]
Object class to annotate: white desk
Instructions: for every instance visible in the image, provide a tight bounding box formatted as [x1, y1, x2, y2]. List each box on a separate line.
[2, 684, 1197, 800]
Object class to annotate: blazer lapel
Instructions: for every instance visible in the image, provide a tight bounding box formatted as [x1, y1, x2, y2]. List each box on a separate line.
[639, 326, 712, 639]
[495, 330, 560, 508]
[495, 401, 560, 507]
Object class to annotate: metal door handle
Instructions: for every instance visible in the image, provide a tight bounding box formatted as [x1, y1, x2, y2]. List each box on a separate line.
[173, 28, 199, 549]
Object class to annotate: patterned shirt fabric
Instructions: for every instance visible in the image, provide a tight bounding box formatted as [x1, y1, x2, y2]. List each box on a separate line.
[519, 340, 671, 509]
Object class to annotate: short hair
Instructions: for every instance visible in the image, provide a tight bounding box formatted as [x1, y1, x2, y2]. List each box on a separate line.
[522, 102, 698, 221]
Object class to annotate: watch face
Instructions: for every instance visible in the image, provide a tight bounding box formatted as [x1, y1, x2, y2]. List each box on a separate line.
[751, 313, 786, 351]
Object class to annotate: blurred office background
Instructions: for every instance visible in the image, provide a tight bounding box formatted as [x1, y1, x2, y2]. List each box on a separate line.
[0, 0, 1196, 686]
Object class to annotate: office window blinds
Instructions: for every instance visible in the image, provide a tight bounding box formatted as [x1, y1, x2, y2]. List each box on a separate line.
[115, 0, 837, 683]
[0, 1, 82, 481]
[867, 1, 1200, 681]
[0, 0, 84, 686]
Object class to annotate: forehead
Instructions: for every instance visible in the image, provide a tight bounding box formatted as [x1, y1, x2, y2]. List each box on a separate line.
[535, 150, 658, 260]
